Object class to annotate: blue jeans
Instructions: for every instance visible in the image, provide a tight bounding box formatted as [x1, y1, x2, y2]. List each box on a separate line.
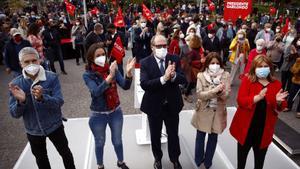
[194, 130, 218, 169]
[89, 108, 124, 165]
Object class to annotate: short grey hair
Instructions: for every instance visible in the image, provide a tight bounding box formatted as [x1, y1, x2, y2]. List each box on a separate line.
[151, 34, 167, 46]
[18, 47, 40, 62]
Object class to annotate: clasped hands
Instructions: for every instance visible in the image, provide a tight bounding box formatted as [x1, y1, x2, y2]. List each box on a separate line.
[163, 61, 176, 82]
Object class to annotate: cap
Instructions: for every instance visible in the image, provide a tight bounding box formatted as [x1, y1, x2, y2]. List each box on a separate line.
[10, 28, 21, 36]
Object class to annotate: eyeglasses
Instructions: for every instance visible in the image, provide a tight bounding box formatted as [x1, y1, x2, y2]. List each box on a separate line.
[154, 44, 167, 49]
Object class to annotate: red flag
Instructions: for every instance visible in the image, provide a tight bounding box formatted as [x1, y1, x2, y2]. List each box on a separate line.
[142, 4, 154, 22]
[111, 36, 125, 64]
[282, 18, 290, 35]
[64, 0, 76, 16]
[91, 7, 100, 15]
[114, 8, 125, 27]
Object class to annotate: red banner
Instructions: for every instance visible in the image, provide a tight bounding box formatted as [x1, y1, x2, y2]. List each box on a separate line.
[111, 36, 125, 64]
[114, 8, 125, 28]
[64, 0, 76, 16]
[223, 0, 252, 22]
[142, 4, 154, 22]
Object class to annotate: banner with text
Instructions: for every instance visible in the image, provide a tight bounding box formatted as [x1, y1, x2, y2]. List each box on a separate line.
[224, 0, 252, 22]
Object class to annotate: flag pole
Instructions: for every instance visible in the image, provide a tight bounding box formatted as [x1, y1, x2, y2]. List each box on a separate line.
[199, 0, 203, 14]
[83, 0, 88, 28]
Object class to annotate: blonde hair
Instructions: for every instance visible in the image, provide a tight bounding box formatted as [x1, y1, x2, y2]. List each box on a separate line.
[248, 55, 275, 82]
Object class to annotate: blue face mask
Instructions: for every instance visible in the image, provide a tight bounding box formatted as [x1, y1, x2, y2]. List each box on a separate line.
[255, 67, 270, 78]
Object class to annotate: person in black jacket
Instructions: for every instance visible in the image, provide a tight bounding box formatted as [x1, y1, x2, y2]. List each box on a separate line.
[203, 29, 221, 55]
[140, 35, 187, 169]
[85, 23, 106, 52]
[42, 19, 67, 74]
[4, 28, 31, 77]
[105, 23, 126, 75]
[134, 17, 153, 63]
[247, 22, 258, 50]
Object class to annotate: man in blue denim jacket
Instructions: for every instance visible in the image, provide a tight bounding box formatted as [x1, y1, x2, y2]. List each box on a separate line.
[8, 47, 75, 169]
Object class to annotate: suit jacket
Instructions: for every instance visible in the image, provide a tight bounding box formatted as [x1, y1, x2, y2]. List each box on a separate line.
[140, 54, 187, 117]
[134, 27, 153, 63]
[203, 36, 221, 54]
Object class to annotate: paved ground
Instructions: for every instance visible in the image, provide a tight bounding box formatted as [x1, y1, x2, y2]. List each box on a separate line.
[0, 51, 299, 168]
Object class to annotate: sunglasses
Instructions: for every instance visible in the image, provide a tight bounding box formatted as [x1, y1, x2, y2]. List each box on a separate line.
[154, 44, 167, 49]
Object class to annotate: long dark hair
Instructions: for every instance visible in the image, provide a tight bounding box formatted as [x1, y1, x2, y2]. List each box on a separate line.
[291, 35, 300, 49]
[200, 52, 224, 72]
[85, 43, 107, 70]
[27, 23, 40, 36]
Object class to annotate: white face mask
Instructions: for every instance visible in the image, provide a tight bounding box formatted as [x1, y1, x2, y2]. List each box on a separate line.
[179, 33, 185, 39]
[276, 29, 280, 33]
[155, 48, 167, 60]
[93, 19, 97, 23]
[76, 22, 80, 26]
[256, 45, 264, 51]
[141, 22, 147, 28]
[94, 56, 106, 67]
[237, 34, 244, 39]
[297, 41, 300, 46]
[208, 33, 213, 39]
[266, 28, 271, 32]
[24, 64, 40, 76]
[209, 64, 220, 73]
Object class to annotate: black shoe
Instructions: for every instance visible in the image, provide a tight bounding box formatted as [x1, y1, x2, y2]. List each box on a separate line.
[173, 161, 182, 169]
[117, 162, 129, 169]
[76, 62, 80, 66]
[97, 165, 104, 169]
[153, 160, 162, 169]
[61, 71, 67, 75]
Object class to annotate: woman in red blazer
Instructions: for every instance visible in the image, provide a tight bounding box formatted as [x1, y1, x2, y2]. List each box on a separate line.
[229, 55, 288, 169]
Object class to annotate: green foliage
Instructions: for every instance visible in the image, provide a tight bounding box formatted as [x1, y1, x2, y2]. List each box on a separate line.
[7, 0, 26, 12]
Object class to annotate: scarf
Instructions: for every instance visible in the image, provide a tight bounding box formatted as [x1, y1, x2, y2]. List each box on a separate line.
[91, 64, 120, 111]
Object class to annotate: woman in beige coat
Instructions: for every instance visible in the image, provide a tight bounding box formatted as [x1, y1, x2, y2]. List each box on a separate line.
[191, 52, 230, 169]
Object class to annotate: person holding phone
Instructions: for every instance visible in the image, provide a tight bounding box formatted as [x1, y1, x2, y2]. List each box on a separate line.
[191, 52, 230, 169]
[230, 55, 288, 169]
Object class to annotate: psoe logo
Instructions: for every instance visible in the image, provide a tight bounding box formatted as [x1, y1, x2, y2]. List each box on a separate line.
[226, 2, 249, 9]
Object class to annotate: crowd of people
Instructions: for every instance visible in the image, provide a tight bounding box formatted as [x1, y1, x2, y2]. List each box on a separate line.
[2, 1, 300, 169]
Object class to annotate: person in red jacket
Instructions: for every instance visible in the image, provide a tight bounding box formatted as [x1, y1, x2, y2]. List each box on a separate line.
[244, 39, 267, 75]
[229, 55, 288, 169]
[168, 29, 181, 56]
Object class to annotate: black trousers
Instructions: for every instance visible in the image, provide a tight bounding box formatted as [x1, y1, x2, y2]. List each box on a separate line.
[184, 82, 196, 96]
[237, 142, 268, 169]
[281, 70, 292, 91]
[147, 104, 181, 163]
[45, 46, 66, 73]
[288, 83, 300, 112]
[75, 44, 86, 64]
[27, 125, 76, 169]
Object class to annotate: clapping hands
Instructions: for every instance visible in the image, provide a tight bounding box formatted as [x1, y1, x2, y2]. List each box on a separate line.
[126, 58, 136, 78]
[163, 61, 176, 81]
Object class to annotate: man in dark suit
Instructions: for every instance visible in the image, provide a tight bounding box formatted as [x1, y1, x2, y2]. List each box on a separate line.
[134, 17, 153, 63]
[203, 29, 221, 55]
[140, 35, 187, 169]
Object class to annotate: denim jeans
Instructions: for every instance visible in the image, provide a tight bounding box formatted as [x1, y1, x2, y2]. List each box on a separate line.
[89, 107, 124, 165]
[194, 130, 218, 169]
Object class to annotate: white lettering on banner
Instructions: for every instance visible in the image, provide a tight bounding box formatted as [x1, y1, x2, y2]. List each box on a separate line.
[226, 2, 249, 9]
[114, 43, 123, 51]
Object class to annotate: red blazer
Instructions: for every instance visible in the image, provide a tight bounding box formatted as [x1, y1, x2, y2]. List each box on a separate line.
[229, 77, 287, 149]
[244, 49, 267, 74]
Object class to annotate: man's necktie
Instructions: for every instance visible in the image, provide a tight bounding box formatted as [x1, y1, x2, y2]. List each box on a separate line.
[159, 59, 165, 75]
